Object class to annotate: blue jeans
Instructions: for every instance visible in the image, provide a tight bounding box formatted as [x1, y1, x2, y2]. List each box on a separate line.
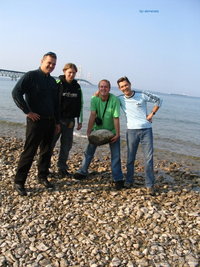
[53, 120, 74, 170]
[126, 128, 154, 187]
[78, 138, 123, 182]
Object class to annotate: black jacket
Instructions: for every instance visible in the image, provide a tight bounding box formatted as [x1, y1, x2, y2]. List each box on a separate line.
[12, 68, 59, 123]
[58, 75, 82, 120]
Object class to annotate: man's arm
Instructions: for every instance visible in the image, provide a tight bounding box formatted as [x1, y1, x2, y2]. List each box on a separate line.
[86, 111, 96, 137]
[143, 91, 162, 122]
[12, 72, 41, 121]
[146, 105, 160, 122]
[110, 117, 120, 143]
[76, 88, 83, 130]
[12, 73, 31, 114]
[79, 88, 84, 123]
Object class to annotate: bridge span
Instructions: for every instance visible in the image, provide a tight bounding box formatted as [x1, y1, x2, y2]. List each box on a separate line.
[0, 68, 93, 86]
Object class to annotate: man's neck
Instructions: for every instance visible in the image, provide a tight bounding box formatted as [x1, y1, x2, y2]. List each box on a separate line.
[40, 67, 50, 76]
[100, 94, 109, 101]
[65, 78, 73, 84]
[125, 90, 135, 98]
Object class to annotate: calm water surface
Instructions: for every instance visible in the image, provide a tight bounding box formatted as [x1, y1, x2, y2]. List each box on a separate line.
[0, 77, 200, 158]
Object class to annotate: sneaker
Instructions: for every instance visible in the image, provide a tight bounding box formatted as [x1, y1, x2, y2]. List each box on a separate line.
[146, 187, 155, 196]
[14, 183, 27, 196]
[73, 172, 87, 180]
[115, 180, 124, 190]
[124, 182, 133, 189]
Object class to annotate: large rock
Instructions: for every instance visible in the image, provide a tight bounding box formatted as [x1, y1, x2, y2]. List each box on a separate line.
[88, 129, 115, 146]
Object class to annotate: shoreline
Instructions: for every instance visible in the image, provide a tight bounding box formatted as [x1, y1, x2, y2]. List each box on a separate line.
[1, 121, 199, 172]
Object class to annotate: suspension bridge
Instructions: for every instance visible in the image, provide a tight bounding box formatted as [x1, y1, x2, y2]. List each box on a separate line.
[0, 68, 93, 85]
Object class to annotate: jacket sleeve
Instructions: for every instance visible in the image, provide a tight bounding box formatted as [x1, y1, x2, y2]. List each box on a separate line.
[12, 72, 31, 114]
[55, 79, 61, 124]
[79, 88, 84, 123]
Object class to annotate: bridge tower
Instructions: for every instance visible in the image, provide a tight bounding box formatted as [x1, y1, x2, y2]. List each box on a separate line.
[77, 65, 82, 79]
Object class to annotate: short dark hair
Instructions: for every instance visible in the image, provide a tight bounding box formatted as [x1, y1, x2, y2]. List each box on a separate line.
[43, 52, 57, 59]
[98, 79, 111, 89]
[63, 63, 78, 72]
[117, 76, 131, 85]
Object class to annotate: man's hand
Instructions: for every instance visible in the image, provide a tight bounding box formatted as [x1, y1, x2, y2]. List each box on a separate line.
[55, 124, 61, 135]
[27, 112, 40, 121]
[77, 123, 82, 130]
[110, 134, 119, 143]
[87, 129, 92, 137]
[146, 113, 153, 122]
[94, 90, 100, 97]
[87, 111, 96, 137]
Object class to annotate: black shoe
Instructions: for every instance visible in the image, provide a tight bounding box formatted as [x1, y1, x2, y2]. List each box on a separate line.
[73, 172, 87, 180]
[47, 170, 54, 177]
[124, 182, 133, 189]
[14, 183, 27, 196]
[115, 180, 124, 190]
[38, 178, 54, 189]
[59, 169, 71, 177]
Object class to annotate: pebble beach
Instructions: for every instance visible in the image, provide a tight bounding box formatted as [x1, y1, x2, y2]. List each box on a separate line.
[0, 124, 200, 267]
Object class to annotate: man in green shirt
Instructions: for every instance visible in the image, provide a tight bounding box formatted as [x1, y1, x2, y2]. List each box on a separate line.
[74, 79, 124, 190]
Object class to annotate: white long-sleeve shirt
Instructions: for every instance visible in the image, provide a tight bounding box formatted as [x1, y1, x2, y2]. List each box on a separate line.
[118, 90, 162, 129]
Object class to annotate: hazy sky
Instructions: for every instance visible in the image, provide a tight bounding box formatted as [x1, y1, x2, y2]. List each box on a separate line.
[1, 0, 200, 96]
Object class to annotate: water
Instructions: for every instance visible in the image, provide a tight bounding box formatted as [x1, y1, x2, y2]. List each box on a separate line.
[0, 77, 200, 158]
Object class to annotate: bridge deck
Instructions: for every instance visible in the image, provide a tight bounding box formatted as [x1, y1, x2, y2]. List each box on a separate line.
[0, 68, 93, 85]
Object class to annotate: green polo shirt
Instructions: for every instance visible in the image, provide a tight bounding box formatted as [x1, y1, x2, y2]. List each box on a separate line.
[90, 93, 120, 134]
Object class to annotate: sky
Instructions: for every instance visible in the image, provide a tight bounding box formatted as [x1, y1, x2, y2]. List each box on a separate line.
[0, 0, 200, 96]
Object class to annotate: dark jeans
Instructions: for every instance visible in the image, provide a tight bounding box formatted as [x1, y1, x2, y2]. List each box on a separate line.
[52, 119, 75, 170]
[15, 117, 55, 185]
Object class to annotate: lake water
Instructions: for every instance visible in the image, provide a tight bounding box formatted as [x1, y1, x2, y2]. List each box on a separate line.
[0, 77, 200, 158]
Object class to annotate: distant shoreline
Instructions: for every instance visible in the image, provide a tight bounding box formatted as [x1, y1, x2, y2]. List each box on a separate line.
[1, 77, 200, 98]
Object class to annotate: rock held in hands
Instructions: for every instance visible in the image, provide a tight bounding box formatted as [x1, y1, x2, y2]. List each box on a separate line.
[88, 129, 115, 146]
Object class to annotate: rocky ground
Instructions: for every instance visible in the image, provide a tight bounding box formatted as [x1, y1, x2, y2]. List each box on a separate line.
[0, 135, 199, 267]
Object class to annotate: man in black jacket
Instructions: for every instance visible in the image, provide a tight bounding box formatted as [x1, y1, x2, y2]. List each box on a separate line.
[52, 63, 83, 176]
[12, 52, 60, 196]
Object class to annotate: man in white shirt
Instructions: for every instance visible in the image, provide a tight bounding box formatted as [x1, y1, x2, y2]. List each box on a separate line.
[117, 76, 162, 195]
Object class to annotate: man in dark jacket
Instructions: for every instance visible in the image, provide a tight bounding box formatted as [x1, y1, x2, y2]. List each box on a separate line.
[52, 63, 83, 176]
[12, 52, 60, 196]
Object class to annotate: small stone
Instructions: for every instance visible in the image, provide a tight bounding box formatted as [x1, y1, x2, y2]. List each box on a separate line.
[4, 250, 17, 262]
[110, 257, 121, 266]
[186, 255, 199, 267]
[60, 258, 68, 267]
[0, 256, 7, 266]
[55, 252, 64, 258]
[36, 243, 49, 251]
